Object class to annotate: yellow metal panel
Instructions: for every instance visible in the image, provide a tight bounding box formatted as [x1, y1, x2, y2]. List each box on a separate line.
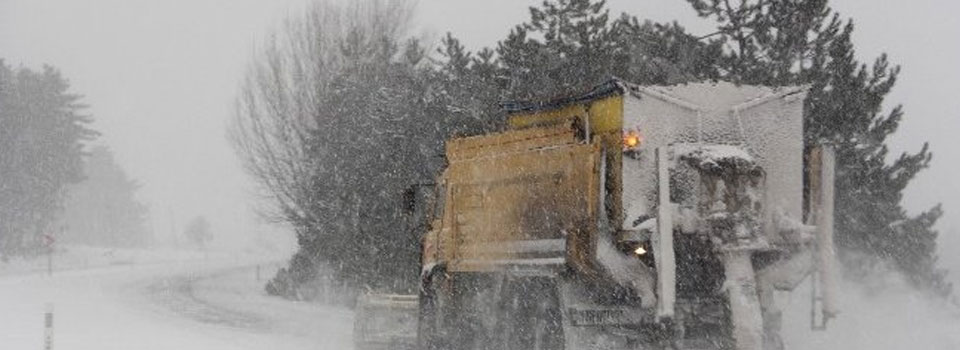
[506, 95, 624, 136]
[507, 105, 587, 130]
[446, 125, 576, 162]
[503, 96, 624, 224]
[437, 126, 601, 273]
[587, 95, 624, 134]
[435, 92, 629, 274]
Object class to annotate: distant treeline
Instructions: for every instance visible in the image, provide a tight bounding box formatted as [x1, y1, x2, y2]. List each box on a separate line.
[61, 145, 151, 247]
[0, 62, 96, 257]
[0, 61, 149, 257]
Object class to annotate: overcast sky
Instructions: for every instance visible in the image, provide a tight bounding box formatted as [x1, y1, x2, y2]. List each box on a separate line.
[1, 0, 957, 262]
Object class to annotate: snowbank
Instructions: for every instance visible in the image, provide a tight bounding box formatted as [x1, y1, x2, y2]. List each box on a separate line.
[781, 270, 960, 349]
[0, 244, 276, 277]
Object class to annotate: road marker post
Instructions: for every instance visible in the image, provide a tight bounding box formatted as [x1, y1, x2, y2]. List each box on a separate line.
[43, 303, 54, 350]
[42, 234, 56, 277]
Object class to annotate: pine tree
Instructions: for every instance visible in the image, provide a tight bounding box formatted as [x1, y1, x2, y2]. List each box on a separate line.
[0, 61, 97, 257]
[492, 0, 723, 101]
[61, 146, 150, 247]
[686, 0, 949, 296]
[428, 0, 724, 138]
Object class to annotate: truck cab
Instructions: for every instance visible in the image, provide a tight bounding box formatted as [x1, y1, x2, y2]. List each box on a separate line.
[415, 80, 836, 350]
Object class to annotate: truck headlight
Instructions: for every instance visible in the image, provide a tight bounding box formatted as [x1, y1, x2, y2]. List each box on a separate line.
[634, 246, 647, 256]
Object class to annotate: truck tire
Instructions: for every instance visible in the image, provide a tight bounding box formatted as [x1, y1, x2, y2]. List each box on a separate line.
[497, 277, 564, 350]
[419, 266, 447, 350]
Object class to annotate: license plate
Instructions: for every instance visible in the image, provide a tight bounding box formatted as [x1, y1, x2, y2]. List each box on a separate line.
[568, 308, 636, 326]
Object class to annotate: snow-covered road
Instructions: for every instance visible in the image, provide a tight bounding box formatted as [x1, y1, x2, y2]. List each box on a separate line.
[4, 249, 960, 350]
[0, 257, 354, 350]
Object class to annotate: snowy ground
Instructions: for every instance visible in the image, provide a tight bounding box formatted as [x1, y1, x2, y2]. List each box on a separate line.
[4, 245, 960, 350]
[0, 245, 211, 276]
[781, 274, 960, 350]
[0, 248, 353, 350]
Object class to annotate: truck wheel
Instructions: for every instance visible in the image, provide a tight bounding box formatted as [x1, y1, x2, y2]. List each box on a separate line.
[498, 277, 563, 350]
[419, 267, 447, 350]
[722, 252, 763, 350]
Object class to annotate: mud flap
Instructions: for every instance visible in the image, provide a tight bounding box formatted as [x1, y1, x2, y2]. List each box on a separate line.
[655, 147, 676, 319]
[722, 251, 763, 350]
[808, 146, 838, 329]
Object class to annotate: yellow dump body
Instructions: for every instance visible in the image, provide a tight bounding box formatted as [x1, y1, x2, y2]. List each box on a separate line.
[432, 125, 602, 273]
[506, 93, 626, 228]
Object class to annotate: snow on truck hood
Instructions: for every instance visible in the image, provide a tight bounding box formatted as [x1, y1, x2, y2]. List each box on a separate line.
[620, 81, 806, 232]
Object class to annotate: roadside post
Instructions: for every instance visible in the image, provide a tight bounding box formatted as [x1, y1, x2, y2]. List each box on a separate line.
[42, 234, 55, 276]
[43, 303, 54, 350]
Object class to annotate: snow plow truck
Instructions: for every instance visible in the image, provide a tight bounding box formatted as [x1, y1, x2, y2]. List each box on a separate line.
[357, 80, 838, 350]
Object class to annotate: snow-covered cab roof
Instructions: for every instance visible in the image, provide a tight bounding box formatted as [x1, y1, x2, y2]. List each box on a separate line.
[622, 80, 807, 229]
[500, 79, 808, 229]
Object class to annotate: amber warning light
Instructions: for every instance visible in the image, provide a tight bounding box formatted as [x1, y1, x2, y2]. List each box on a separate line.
[623, 130, 642, 150]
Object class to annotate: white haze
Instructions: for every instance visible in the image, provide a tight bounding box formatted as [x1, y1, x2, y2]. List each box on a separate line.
[0, 0, 312, 252]
[1, 0, 958, 349]
[781, 274, 960, 350]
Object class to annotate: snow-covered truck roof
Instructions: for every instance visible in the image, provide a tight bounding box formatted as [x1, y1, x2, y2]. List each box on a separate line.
[621, 80, 807, 231]
[501, 79, 808, 238]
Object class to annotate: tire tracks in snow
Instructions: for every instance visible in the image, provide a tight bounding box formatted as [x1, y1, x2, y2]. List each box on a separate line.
[138, 261, 355, 349]
[144, 264, 268, 330]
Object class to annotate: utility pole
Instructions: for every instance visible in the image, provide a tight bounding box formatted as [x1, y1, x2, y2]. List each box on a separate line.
[42, 233, 56, 277]
[168, 205, 177, 247]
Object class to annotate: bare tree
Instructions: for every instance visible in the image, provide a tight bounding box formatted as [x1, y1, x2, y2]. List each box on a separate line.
[229, 0, 419, 296]
[184, 216, 212, 250]
[231, 0, 414, 224]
